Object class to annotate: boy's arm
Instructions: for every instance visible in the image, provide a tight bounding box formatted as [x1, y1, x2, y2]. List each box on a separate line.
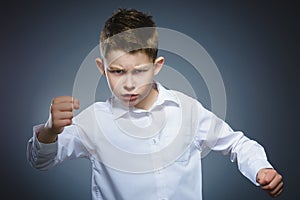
[26, 123, 90, 170]
[196, 103, 283, 197]
[26, 96, 89, 170]
[26, 124, 59, 170]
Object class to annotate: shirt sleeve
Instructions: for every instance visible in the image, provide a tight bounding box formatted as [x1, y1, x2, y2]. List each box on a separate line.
[195, 103, 273, 185]
[26, 124, 90, 171]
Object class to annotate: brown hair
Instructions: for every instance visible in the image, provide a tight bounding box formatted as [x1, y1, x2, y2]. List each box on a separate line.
[100, 8, 158, 62]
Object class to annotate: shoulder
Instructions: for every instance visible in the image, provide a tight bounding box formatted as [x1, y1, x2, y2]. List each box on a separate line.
[169, 89, 201, 106]
[168, 89, 213, 115]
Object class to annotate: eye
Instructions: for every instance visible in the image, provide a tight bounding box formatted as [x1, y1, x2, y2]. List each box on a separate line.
[108, 69, 125, 75]
[133, 69, 148, 74]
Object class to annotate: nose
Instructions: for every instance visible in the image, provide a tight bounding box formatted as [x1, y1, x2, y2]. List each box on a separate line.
[123, 74, 135, 91]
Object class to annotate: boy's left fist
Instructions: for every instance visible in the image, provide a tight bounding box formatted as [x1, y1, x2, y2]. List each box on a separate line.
[256, 168, 283, 197]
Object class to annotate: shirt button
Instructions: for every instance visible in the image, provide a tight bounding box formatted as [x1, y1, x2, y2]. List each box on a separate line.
[152, 138, 157, 144]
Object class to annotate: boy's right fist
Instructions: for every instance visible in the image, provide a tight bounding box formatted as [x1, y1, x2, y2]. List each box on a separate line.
[38, 96, 80, 143]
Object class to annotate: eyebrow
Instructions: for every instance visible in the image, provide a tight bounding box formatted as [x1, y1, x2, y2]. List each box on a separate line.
[107, 65, 124, 70]
[108, 63, 152, 70]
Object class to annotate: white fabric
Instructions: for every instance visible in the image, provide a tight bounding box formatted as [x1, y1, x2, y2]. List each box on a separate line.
[27, 83, 273, 200]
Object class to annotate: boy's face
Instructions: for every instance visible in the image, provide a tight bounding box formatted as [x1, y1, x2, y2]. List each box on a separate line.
[96, 50, 164, 109]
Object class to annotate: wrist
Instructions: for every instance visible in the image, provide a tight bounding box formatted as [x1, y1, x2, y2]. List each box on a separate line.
[37, 126, 58, 144]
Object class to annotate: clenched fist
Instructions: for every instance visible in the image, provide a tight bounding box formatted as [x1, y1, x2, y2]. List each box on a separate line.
[256, 168, 283, 197]
[37, 96, 80, 143]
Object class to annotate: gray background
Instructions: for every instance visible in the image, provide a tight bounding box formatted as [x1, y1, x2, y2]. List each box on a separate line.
[1, 0, 299, 199]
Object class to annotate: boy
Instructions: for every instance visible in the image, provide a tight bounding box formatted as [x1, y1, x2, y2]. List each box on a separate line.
[27, 8, 283, 200]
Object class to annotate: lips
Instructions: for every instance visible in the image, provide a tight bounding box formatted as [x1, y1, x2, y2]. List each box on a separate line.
[121, 94, 138, 101]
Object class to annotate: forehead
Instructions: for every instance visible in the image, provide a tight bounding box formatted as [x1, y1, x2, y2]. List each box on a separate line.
[105, 50, 152, 68]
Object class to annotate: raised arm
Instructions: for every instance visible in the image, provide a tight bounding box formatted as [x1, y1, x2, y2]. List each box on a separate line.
[27, 96, 89, 170]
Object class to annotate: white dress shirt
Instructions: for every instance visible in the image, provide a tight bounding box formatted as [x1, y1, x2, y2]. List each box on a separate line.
[27, 83, 272, 200]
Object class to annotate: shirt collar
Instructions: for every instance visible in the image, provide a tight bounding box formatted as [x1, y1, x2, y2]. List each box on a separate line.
[110, 82, 180, 120]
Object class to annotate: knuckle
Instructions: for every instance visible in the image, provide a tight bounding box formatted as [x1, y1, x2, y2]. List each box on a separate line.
[52, 97, 59, 104]
[64, 119, 72, 126]
[264, 185, 272, 190]
[67, 120, 72, 126]
[51, 112, 58, 120]
[271, 170, 277, 175]
[50, 102, 59, 112]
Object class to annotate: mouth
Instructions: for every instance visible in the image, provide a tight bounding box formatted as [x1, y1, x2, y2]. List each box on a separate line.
[121, 94, 139, 101]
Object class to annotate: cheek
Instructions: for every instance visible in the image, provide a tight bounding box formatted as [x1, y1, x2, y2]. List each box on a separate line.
[137, 79, 154, 94]
[106, 76, 118, 92]
[136, 72, 154, 85]
[107, 76, 128, 94]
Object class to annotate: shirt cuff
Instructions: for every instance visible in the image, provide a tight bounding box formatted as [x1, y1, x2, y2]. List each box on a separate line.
[244, 159, 273, 186]
[33, 124, 58, 155]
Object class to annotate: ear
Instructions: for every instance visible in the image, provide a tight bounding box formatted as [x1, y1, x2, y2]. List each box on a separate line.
[95, 58, 106, 76]
[153, 56, 164, 75]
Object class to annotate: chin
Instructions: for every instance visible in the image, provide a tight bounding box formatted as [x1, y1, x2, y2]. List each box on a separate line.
[120, 99, 140, 108]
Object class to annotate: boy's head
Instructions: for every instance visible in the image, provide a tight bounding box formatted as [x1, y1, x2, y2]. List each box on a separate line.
[96, 8, 164, 109]
[100, 8, 158, 62]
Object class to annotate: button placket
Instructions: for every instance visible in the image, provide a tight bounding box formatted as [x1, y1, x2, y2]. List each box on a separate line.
[151, 138, 168, 199]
